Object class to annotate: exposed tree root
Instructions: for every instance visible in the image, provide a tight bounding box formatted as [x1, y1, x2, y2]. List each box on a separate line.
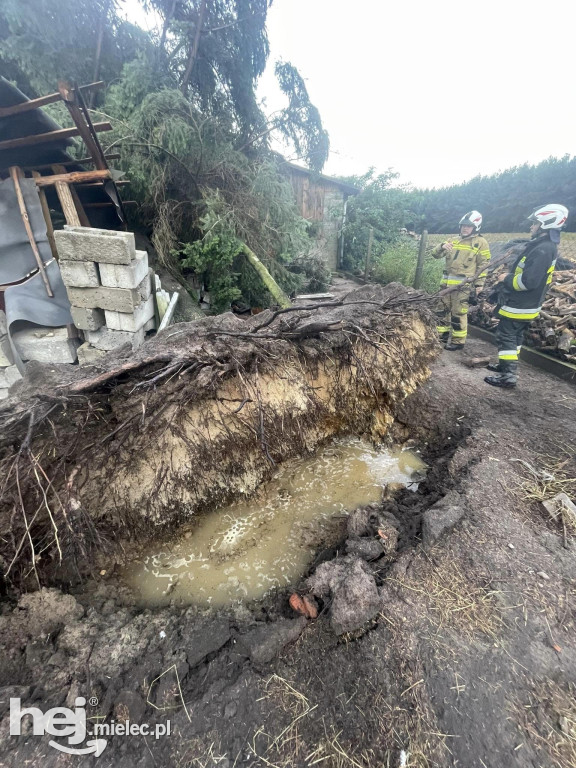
[0, 284, 439, 591]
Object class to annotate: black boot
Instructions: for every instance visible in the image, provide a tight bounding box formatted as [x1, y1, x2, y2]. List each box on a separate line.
[484, 375, 516, 388]
[445, 342, 465, 351]
[486, 362, 501, 372]
[484, 360, 517, 388]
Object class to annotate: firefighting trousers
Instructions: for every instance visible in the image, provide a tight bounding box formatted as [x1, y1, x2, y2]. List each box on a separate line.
[495, 315, 527, 379]
[436, 287, 469, 345]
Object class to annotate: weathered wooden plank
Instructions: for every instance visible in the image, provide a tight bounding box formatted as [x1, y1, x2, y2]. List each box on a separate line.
[8, 166, 54, 297]
[51, 165, 81, 227]
[0, 81, 104, 118]
[31, 170, 58, 260]
[0, 122, 112, 152]
[34, 169, 111, 187]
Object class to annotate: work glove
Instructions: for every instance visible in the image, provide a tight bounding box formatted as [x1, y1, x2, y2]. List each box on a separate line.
[468, 290, 478, 306]
[476, 291, 488, 303]
[487, 288, 502, 305]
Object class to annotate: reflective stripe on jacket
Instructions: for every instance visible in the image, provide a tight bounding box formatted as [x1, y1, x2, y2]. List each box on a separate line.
[499, 233, 558, 321]
[432, 235, 491, 290]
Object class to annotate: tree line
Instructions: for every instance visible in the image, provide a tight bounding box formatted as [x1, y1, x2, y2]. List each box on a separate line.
[402, 155, 576, 233]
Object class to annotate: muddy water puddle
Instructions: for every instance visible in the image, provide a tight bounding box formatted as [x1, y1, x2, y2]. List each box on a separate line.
[125, 438, 427, 607]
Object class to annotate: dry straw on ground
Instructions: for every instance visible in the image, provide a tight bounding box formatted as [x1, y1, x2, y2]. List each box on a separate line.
[514, 680, 576, 768]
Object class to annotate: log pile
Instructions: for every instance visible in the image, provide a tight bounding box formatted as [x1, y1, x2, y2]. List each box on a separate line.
[469, 255, 576, 362]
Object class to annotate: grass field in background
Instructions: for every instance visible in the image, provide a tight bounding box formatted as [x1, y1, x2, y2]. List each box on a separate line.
[372, 233, 576, 294]
[428, 232, 576, 261]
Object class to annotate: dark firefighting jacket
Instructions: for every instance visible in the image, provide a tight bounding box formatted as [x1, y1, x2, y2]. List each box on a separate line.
[498, 232, 558, 320]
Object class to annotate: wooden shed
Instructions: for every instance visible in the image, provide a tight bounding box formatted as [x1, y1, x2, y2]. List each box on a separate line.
[285, 163, 359, 271]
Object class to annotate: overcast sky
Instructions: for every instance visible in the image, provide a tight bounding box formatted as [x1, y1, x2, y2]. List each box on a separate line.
[123, 0, 576, 189]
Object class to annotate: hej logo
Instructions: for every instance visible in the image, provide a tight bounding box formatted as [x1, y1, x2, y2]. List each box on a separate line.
[10, 696, 107, 757]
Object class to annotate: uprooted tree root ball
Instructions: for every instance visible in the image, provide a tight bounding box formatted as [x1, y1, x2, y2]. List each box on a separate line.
[0, 283, 438, 592]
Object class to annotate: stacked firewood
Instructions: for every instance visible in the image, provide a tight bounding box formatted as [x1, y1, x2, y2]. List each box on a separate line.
[469, 253, 576, 362]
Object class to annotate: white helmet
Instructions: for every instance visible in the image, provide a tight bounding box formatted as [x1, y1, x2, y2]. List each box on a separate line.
[459, 210, 482, 232]
[528, 204, 569, 230]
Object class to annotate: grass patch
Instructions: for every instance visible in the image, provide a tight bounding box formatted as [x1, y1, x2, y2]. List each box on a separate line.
[370, 242, 443, 294]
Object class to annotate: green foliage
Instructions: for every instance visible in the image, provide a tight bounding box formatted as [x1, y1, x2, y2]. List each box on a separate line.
[180, 233, 242, 313]
[0, 0, 150, 96]
[340, 168, 408, 272]
[288, 249, 332, 293]
[235, 252, 303, 308]
[1, 0, 332, 312]
[149, 0, 271, 138]
[402, 155, 576, 233]
[274, 62, 330, 172]
[370, 241, 443, 294]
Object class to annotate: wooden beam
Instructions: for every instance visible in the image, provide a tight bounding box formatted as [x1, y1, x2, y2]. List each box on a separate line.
[9, 167, 54, 297]
[49, 163, 92, 228]
[34, 169, 111, 187]
[0, 122, 112, 152]
[31, 171, 58, 261]
[158, 292, 180, 331]
[76, 179, 130, 188]
[69, 184, 91, 227]
[52, 163, 91, 227]
[50, 165, 81, 227]
[8, 154, 121, 174]
[58, 81, 109, 171]
[84, 201, 137, 208]
[241, 244, 291, 308]
[0, 81, 105, 119]
[75, 153, 120, 166]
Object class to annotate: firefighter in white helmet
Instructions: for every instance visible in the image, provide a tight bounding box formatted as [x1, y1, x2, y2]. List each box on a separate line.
[485, 203, 569, 388]
[432, 211, 491, 350]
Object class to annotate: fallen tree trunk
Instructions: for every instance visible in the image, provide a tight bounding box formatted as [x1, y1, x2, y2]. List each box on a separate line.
[0, 284, 438, 589]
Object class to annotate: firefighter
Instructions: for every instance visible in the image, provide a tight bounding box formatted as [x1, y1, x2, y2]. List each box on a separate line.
[485, 203, 569, 389]
[432, 211, 491, 350]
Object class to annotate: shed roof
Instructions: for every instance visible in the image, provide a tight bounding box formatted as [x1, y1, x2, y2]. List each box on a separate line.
[0, 77, 124, 229]
[0, 79, 76, 171]
[284, 162, 360, 196]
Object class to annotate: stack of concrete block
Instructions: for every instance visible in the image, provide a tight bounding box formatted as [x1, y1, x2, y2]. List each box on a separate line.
[54, 227, 156, 364]
[0, 310, 22, 400]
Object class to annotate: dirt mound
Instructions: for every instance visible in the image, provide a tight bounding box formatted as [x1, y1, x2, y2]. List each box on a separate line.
[0, 283, 438, 591]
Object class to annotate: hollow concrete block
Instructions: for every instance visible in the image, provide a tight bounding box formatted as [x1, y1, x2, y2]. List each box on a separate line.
[59, 260, 100, 288]
[65, 285, 141, 313]
[85, 326, 145, 351]
[104, 296, 155, 333]
[99, 250, 149, 290]
[70, 306, 106, 332]
[12, 327, 79, 364]
[55, 229, 135, 265]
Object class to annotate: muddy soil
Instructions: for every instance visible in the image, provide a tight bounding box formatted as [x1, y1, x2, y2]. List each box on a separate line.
[1, 337, 576, 768]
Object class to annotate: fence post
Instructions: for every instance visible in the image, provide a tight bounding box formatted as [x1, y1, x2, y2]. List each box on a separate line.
[413, 229, 428, 289]
[364, 226, 374, 280]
